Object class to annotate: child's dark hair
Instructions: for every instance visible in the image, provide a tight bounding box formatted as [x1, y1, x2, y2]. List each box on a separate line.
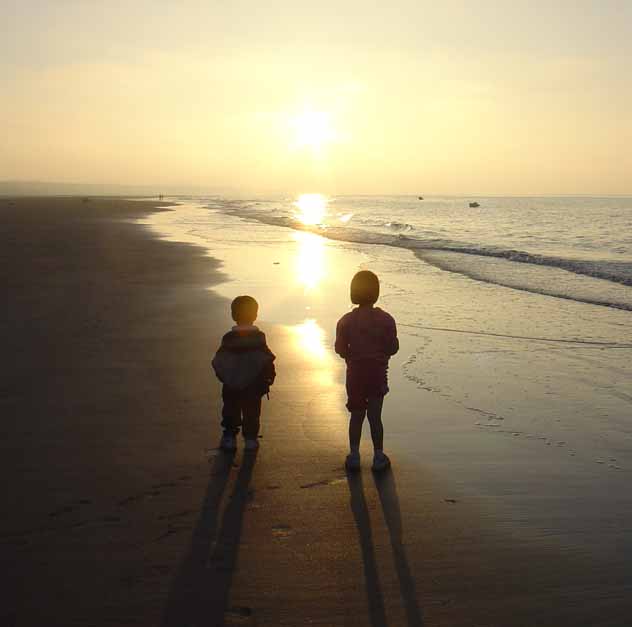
[350, 270, 379, 305]
[231, 295, 258, 323]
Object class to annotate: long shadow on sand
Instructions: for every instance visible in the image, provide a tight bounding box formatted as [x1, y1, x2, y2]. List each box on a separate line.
[373, 471, 424, 627]
[347, 472, 388, 627]
[161, 450, 257, 627]
[348, 470, 424, 627]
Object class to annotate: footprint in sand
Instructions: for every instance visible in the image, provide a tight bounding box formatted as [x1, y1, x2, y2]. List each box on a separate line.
[118, 494, 143, 506]
[154, 524, 183, 542]
[151, 481, 177, 489]
[272, 524, 293, 538]
[224, 606, 253, 623]
[158, 509, 195, 521]
[151, 564, 171, 575]
[206, 448, 222, 460]
[300, 477, 346, 489]
[119, 480, 181, 507]
[49, 505, 76, 517]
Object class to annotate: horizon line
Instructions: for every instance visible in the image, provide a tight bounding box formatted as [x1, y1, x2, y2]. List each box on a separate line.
[2, 181, 632, 199]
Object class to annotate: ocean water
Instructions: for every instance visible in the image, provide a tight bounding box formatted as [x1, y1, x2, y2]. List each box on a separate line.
[142, 194, 632, 547]
[150, 192, 632, 405]
[145, 195, 632, 465]
[218, 194, 632, 311]
[144, 194, 632, 555]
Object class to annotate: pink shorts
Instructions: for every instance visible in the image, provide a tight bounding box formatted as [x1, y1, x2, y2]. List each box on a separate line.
[345, 363, 389, 412]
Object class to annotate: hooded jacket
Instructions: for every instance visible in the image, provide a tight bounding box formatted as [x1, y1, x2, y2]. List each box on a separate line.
[212, 325, 276, 395]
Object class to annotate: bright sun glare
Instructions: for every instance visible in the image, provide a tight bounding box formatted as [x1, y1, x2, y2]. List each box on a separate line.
[290, 110, 335, 151]
[294, 231, 325, 290]
[292, 319, 327, 361]
[289, 318, 334, 386]
[294, 193, 327, 226]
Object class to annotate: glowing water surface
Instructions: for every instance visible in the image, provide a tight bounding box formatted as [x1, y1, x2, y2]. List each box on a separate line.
[294, 193, 327, 226]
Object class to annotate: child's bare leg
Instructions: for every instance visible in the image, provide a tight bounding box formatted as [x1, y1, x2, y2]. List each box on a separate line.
[366, 396, 384, 451]
[349, 410, 366, 452]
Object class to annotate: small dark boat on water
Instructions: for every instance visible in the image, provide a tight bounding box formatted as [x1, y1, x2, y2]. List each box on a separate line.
[469, 201, 480, 208]
[418, 196, 424, 200]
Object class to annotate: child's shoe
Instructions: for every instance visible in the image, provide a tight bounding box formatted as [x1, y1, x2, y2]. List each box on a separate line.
[220, 433, 237, 452]
[244, 439, 259, 451]
[372, 451, 391, 472]
[345, 451, 361, 471]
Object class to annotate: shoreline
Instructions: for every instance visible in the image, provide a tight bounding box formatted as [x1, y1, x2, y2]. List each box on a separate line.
[147, 199, 632, 624]
[2, 197, 631, 625]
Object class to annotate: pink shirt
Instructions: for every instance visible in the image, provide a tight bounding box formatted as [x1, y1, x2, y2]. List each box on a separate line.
[335, 306, 399, 366]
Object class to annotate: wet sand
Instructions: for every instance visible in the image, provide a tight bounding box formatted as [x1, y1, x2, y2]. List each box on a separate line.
[2, 197, 631, 626]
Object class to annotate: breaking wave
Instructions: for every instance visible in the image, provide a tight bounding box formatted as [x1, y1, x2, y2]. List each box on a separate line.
[214, 201, 632, 311]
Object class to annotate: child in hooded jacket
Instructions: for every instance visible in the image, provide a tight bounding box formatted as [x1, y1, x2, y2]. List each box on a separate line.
[212, 295, 275, 451]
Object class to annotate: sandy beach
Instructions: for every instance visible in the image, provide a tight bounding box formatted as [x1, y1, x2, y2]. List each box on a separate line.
[2, 197, 632, 627]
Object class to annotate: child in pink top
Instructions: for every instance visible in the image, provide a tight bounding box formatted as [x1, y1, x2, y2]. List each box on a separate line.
[335, 271, 399, 471]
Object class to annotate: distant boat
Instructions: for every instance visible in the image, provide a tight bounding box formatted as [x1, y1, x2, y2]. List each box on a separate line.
[418, 196, 424, 200]
[469, 201, 480, 208]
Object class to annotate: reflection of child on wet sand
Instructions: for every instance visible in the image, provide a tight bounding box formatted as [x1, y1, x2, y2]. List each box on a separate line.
[335, 271, 399, 471]
[212, 296, 276, 452]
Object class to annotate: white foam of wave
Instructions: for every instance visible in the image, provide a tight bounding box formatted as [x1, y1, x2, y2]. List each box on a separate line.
[212, 200, 632, 311]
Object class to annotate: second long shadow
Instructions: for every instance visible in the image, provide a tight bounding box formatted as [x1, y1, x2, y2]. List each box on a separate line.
[348, 469, 424, 627]
[161, 450, 258, 627]
[373, 470, 424, 627]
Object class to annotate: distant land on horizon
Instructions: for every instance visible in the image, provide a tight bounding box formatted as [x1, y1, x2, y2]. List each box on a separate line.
[0, 180, 234, 197]
[1, 181, 630, 199]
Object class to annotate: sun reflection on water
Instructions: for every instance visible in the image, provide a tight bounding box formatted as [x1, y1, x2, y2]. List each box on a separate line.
[292, 319, 327, 361]
[289, 319, 334, 387]
[294, 193, 327, 225]
[294, 230, 326, 291]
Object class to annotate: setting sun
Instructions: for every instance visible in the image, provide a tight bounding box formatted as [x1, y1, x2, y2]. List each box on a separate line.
[5, 3, 632, 625]
[290, 110, 336, 151]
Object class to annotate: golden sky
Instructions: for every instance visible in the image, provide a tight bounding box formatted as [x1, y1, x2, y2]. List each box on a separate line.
[2, 1, 631, 194]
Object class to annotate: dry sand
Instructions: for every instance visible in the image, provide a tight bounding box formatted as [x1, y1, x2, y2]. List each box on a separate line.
[1, 197, 630, 626]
